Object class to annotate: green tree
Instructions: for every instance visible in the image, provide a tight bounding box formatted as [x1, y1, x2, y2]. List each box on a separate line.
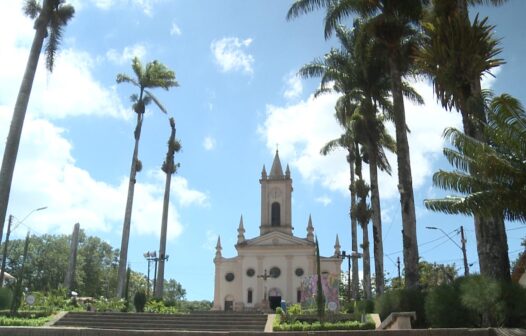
[425, 94, 526, 223]
[164, 279, 186, 303]
[418, 261, 457, 290]
[115, 57, 178, 297]
[155, 118, 181, 299]
[0, 0, 74, 258]
[417, 0, 511, 281]
[288, 0, 424, 289]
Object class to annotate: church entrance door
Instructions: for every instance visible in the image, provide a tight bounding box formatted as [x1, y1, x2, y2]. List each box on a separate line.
[269, 296, 281, 311]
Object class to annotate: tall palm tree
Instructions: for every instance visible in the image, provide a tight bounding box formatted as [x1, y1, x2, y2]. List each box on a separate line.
[154, 117, 181, 299]
[417, 0, 510, 280]
[288, 0, 425, 288]
[115, 57, 178, 297]
[0, 0, 74, 252]
[424, 94, 525, 275]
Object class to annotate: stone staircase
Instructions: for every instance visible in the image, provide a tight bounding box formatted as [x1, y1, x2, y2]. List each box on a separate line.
[52, 311, 269, 332]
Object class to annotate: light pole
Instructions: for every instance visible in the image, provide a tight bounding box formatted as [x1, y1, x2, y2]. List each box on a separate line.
[0, 206, 47, 286]
[340, 251, 351, 303]
[144, 251, 157, 297]
[426, 226, 469, 276]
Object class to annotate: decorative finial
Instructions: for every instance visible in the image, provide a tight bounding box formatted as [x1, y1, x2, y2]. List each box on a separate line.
[215, 236, 222, 258]
[334, 234, 341, 257]
[237, 215, 245, 243]
[285, 164, 291, 178]
[306, 214, 314, 242]
[261, 165, 267, 179]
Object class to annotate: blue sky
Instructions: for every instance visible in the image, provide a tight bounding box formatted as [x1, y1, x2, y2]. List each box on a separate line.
[0, 1, 525, 300]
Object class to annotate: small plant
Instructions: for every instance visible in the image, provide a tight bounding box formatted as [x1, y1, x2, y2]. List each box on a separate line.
[133, 290, 147, 312]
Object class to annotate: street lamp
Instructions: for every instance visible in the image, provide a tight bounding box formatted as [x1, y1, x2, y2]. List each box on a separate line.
[0, 206, 47, 286]
[144, 251, 157, 297]
[426, 226, 469, 276]
[340, 251, 351, 303]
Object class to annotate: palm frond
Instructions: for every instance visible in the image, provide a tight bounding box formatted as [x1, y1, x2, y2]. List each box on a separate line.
[286, 0, 334, 20]
[23, 0, 41, 19]
[144, 90, 168, 114]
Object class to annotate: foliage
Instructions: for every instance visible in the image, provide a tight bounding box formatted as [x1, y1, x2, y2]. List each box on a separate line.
[274, 318, 375, 331]
[0, 289, 12, 310]
[424, 94, 526, 222]
[145, 300, 179, 314]
[133, 290, 147, 312]
[315, 237, 325, 323]
[425, 275, 526, 328]
[93, 297, 126, 312]
[425, 279, 476, 328]
[418, 261, 457, 290]
[176, 300, 212, 312]
[0, 315, 51, 326]
[375, 287, 427, 328]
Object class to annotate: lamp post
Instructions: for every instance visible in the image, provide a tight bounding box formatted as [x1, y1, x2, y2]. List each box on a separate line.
[426, 226, 469, 276]
[0, 206, 47, 286]
[144, 251, 157, 297]
[340, 251, 351, 303]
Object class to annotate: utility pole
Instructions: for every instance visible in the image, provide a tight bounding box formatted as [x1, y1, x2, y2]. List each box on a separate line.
[397, 257, 401, 282]
[64, 223, 80, 291]
[0, 215, 13, 286]
[460, 226, 469, 276]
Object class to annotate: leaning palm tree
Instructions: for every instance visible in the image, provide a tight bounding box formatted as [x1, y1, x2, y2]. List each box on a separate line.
[417, 0, 510, 280]
[424, 94, 526, 277]
[154, 117, 181, 299]
[115, 57, 178, 298]
[0, 0, 74, 251]
[288, 0, 425, 288]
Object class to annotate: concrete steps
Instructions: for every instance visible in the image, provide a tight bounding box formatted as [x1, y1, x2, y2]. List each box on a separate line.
[53, 311, 268, 332]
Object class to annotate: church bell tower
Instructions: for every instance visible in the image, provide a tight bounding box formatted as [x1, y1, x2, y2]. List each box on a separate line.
[259, 150, 293, 236]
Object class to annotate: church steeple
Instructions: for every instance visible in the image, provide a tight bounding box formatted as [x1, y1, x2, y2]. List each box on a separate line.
[334, 234, 341, 257]
[269, 150, 284, 178]
[306, 214, 314, 242]
[237, 215, 245, 243]
[260, 150, 293, 236]
[215, 236, 222, 259]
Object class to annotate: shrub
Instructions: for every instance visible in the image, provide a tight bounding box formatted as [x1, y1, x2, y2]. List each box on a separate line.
[133, 291, 147, 312]
[375, 288, 427, 328]
[0, 288, 12, 310]
[425, 279, 476, 328]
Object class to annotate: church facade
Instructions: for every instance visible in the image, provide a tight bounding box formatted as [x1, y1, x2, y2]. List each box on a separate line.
[212, 151, 342, 311]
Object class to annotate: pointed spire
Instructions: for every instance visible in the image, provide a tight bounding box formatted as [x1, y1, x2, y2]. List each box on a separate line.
[306, 214, 314, 242]
[334, 234, 341, 257]
[237, 215, 245, 244]
[215, 236, 222, 258]
[269, 150, 284, 178]
[261, 165, 267, 179]
[285, 164, 291, 178]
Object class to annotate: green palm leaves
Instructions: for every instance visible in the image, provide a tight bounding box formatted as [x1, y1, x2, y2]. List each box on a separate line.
[425, 94, 526, 222]
[23, 0, 75, 72]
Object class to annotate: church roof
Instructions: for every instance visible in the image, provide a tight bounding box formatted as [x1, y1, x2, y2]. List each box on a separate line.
[236, 231, 314, 249]
[269, 150, 284, 178]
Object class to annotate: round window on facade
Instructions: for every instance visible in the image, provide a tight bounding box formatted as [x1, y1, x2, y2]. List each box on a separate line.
[246, 268, 255, 277]
[269, 267, 281, 278]
[225, 272, 235, 282]
[295, 268, 304, 277]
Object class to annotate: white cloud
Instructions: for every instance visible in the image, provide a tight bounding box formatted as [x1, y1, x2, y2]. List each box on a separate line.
[259, 79, 463, 201]
[170, 176, 210, 208]
[210, 37, 254, 75]
[89, 0, 162, 16]
[283, 72, 303, 101]
[315, 195, 332, 206]
[203, 136, 216, 151]
[170, 22, 182, 36]
[203, 230, 219, 252]
[0, 5, 128, 121]
[106, 43, 147, 65]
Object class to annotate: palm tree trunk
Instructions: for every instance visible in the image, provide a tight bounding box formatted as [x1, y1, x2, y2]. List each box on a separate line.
[348, 150, 360, 300]
[155, 119, 177, 299]
[368, 151, 384, 295]
[388, 56, 419, 289]
[116, 113, 143, 297]
[465, 81, 510, 281]
[0, 5, 49, 249]
[361, 220, 371, 299]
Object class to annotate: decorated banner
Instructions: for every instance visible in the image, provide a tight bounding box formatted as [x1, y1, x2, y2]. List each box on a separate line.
[299, 273, 340, 310]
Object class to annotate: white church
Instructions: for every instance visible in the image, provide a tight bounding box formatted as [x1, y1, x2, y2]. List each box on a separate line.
[212, 151, 342, 311]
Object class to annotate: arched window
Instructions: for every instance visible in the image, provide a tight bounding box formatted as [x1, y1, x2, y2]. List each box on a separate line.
[271, 202, 280, 226]
[247, 289, 253, 304]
